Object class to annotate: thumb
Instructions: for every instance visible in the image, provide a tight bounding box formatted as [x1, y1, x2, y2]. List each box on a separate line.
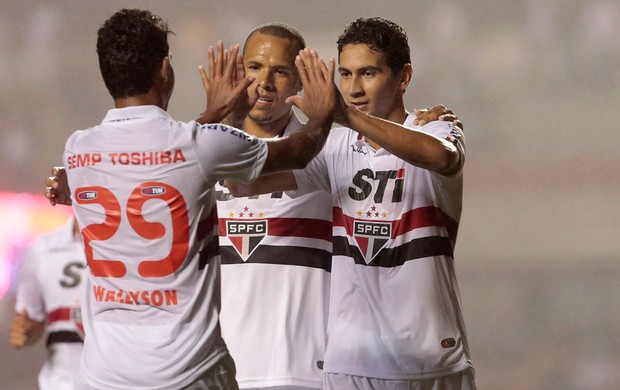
[285, 95, 302, 109]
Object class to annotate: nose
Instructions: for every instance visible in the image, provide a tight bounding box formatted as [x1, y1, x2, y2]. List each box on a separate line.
[346, 75, 364, 98]
[256, 69, 275, 92]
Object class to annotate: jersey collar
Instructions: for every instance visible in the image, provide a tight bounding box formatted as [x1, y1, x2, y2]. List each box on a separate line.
[101, 105, 172, 124]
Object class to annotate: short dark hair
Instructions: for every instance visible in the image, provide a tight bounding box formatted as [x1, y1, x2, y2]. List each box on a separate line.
[337, 17, 411, 74]
[244, 22, 306, 57]
[97, 9, 172, 99]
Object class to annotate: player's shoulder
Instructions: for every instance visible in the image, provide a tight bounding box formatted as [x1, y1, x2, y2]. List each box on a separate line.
[195, 123, 262, 147]
[327, 125, 356, 142]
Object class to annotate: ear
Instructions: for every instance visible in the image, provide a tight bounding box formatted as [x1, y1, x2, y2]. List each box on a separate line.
[399, 63, 413, 93]
[160, 56, 171, 81]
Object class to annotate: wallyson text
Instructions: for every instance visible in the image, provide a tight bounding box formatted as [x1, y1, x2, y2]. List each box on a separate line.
[67, 149, 186, 169]
[93, 285, 178, 307]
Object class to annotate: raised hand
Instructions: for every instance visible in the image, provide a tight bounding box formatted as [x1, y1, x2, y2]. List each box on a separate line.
[45, 166, 71, 206]
[196, 41, 256, 125]
[286, 49, 338, 124]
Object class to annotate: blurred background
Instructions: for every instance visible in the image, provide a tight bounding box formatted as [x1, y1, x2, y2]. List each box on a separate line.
[1, 0, 619, 388]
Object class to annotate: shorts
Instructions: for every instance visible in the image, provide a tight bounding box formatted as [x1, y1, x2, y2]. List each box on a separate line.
[181, 353, 239, 390]
[323, 368, 476, 390]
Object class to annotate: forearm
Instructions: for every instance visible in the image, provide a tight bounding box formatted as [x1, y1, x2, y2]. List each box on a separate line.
[261, 117, 331, 175]
[345, 107, 460, 175]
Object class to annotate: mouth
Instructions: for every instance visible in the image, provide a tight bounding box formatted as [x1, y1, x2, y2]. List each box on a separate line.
[350, 102, 369, 111]
[257, 96, 274, 104]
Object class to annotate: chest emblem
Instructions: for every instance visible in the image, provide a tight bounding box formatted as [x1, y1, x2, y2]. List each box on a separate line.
[225, 220, 268, 261]
[353, 220, 392, 263]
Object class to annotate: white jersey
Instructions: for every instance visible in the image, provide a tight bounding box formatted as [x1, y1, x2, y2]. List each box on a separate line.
[63, 105, 267, 390]
[15, 217, 87, 389]
[292, 114, 473, 380]
[217, 113, 331, 389]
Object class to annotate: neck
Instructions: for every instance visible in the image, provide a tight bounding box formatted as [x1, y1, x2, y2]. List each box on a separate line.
[113, 90, 166, 110]
[243, 111, 292, 139]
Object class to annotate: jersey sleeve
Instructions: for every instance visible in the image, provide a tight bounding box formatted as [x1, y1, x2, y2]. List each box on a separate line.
[193, 123, 268, 183]
[287, 146, 331, 198]
[423, 121, 466, 176]
[14, 240, 46, 322]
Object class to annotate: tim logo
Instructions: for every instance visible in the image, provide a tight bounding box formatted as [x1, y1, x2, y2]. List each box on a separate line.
[77, 191, 97, 200]
[226, 220, 267, 261]
[353, 220, 391, 263]
[142, 186, 166, 195]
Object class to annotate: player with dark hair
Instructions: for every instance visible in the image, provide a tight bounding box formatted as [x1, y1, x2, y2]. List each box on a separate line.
[47, 8, 337, 390]
[229, 17, 476, 389]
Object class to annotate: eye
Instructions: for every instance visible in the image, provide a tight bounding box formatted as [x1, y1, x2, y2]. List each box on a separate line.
[338, 70, 351, 78]
[363, 70, 376, 77]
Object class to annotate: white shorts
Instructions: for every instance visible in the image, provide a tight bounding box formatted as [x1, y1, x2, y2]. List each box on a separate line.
[323, 368, 476, 390]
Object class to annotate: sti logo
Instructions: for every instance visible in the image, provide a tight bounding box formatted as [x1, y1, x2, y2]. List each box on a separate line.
[226, 220, 267, 261]
[353, 220, 392, 263]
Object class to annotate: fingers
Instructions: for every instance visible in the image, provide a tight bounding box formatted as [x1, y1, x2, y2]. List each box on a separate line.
[233, 75, 256, 98]
[294, 53, 309, 87]
[414, 105, 458, 127]
[199, 65, 209, 90]
[216, 40, 224, 77]
[326, 58, 336, 83]
[296, 48, 330, 84]
[10, 311, 29, 348]
[207, 46, 216, 80]
[234, 53, 245, 85]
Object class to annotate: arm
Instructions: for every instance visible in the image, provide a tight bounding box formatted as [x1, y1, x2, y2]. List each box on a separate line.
[9, 311, 45, 349]
[259, 48, 337, 175]
[341, 105, 462, 176]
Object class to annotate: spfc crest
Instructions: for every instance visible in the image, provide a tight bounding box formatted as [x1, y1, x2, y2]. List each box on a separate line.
[226, 220, 267, 261]
[353, 220, 392, 263]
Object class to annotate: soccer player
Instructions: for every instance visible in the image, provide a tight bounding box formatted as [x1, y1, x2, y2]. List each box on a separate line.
[229, 17, 476, 389]
[49, 8, 337, 390]
[215, 23, 332, 389]
[10, 217, 87, 389]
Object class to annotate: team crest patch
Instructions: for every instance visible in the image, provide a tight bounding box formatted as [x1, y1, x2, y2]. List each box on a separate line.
[226, 220, 267, 261]
[353, 220, 391, 263]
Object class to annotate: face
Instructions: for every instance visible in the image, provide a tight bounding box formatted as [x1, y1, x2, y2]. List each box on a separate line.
[338, 43, 409, 121]
[243, 33, 302, 126]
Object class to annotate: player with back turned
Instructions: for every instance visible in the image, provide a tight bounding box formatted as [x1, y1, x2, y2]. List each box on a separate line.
[48, 8, 338, 390]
